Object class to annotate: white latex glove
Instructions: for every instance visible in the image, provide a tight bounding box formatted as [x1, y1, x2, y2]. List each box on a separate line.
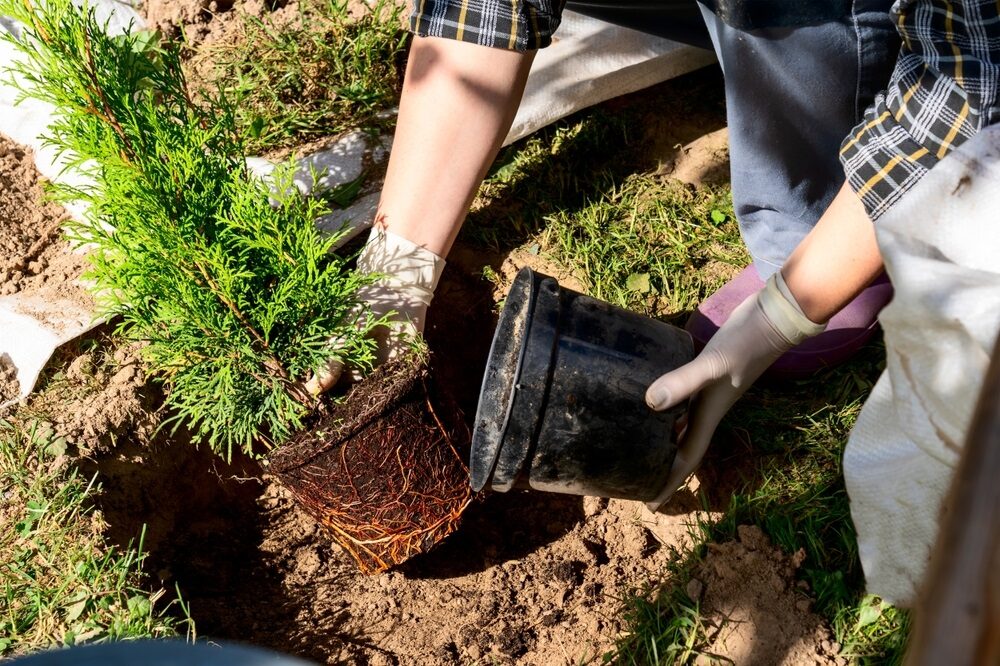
[304, 228, 445, 395]
[644, 272, 827, 511]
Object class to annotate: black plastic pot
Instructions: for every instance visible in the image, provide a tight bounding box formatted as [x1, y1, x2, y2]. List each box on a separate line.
[471, 267, 694, 502]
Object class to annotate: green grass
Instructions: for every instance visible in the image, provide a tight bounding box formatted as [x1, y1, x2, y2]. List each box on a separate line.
[609, 347, 910, 665]
[199, 0, 408, 154]
[0, 421, 189, 657]
[466, 83, 910, 663]
[539, 177, 742, 318]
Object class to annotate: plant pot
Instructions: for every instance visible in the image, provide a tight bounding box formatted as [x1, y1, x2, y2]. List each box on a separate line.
[267, 353, 471, 574]
[472, 267, 694, 502]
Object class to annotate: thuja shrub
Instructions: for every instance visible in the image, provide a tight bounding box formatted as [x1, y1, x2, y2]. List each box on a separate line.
[1, 0, 379, 458]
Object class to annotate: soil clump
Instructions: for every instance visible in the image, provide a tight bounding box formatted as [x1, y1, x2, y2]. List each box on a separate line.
[269, 354, 472, 573]
[26, 337, 160, 455]
[0, 133, 87, 304]
[691, 525, 844, 666]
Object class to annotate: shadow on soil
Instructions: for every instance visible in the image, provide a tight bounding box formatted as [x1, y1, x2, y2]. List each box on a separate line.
[462, 67, 727, 254]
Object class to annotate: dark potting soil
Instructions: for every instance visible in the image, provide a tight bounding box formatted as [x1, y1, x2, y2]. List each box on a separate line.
[268, 353, 472, 573]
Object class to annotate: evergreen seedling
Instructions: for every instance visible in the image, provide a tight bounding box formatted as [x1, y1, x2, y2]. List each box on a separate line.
[1, 0, 380, 459]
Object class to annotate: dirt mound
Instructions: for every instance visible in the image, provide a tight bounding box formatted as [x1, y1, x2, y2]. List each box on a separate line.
[0, 133, 92, 413]
[35, 340, 160, 455]
[143, 0, 283, 51]
[0, 133, 85, 301]
[691, 525, 845, 666]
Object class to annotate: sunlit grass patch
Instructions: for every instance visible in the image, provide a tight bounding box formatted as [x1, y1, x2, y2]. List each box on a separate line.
[0, 422, 188, 657]
[197, 0, 407, 154]
[538, 176, 743, 318]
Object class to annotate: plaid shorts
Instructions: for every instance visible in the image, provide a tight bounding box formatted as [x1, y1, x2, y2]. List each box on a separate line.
[409, 0, 567, 50]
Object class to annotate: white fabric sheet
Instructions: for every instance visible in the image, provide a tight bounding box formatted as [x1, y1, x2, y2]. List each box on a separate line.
[845, 125, 1000, 605]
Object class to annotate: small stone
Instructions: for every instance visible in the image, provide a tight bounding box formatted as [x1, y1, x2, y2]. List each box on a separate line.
[111, 365, 137, 385]
[686, 578, 704, 601]
[582, 496, 607, 517]
[466, 645, 481, 660]
[796, 599, 811, 612]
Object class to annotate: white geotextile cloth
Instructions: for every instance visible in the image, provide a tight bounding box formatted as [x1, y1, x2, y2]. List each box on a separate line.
[845, 124, 1000, 606]
[0, 2, 712, 407]
[505, 11, 716, 146]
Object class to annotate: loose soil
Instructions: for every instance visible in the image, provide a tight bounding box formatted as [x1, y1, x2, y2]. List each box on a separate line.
[0, 133, 92, 409]
[144, 0, 389, 50]
[692, 526, 846, 666]
[0, 133, 86, 303]
[144, 0, 292, 53]
[142, 0, 394, 155]
[27, 337, 160, 456]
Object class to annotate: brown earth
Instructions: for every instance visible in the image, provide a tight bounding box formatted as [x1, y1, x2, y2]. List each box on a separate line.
[0, 133, 92, 410]
[144, 0, 287, 53]
[143, 0, 377, 49]
[692, 525, 846, 666]
[0, 133, 86, 303]
[73, 258, 838, 666]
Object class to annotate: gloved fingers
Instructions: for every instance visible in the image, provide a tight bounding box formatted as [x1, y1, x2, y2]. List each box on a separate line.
[645, 348, 726, 411]
[329, 315, 424, 387]
[644, 382, 735, 512]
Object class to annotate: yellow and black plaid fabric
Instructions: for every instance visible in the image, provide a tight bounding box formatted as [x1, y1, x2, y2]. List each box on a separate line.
[841, 0, 1000, 219]
[409, 0, 567, 50]
[409, 0, 998, 220]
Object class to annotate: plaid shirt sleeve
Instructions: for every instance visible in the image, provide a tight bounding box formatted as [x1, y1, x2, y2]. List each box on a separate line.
[841, 0, 1000, 220]
[409, 0, 567, 51]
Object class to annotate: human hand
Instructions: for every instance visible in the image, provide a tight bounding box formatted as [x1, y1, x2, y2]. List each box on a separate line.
[304, 227, 445, 395]
[643, 272, 826, 511]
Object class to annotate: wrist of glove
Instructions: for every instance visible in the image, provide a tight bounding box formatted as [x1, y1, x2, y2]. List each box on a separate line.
[304, 228, 445, 395]
[644, 271, 826, 511]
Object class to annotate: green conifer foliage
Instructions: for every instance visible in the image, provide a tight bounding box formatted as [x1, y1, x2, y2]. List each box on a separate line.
[1, 0, 380, 459]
